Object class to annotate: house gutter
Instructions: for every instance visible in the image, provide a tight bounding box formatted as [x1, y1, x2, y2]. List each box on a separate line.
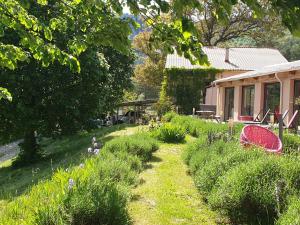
[275, 73, 283, 113]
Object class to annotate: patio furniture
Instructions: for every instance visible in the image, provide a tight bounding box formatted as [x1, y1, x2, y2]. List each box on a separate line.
[240, 125, 282, 154]
[196, 104, 216, 119]
[253, 109, 263, 122]
[275, 109, 289, 126]
[243, 109, 270, 125]
[284, 110, 299, 129]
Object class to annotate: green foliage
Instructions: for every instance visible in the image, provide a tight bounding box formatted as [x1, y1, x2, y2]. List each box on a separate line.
[165, 68, 219, 114]
[277, 197, 300, 225]
[103, 133, 159, 162]
[276, 35, 300, 61]
[0, 132, 158, 224]
[161, 111, 177, 122]
[0, 0, 299, 76]
[0, 87, 11, 101]
[174, 114, 300, 224]
[0, 47, 134, 164]
[152, 123, 186, 143]
[166, 113, 238, 137]
[155, 75, 174, 116]
[133, 31, 166, 91]
[283, 134, 300, 154]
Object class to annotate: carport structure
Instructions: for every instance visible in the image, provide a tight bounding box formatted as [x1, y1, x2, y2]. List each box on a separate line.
[117, 99, 158, 123]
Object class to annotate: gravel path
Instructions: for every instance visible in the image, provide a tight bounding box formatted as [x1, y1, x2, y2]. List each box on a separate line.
[0, 140, 21, 164]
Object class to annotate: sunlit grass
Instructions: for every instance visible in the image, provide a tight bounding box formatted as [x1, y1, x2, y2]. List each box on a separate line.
[0, 125, 136, 204]
[128, 136, 226, 225]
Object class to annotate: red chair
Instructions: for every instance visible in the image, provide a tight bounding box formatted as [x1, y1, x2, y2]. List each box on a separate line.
[240, 125, 282, 154]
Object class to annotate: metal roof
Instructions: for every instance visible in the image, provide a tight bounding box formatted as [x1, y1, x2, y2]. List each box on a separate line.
[214, 60, 300, 84]
[165, 47, 288, 71]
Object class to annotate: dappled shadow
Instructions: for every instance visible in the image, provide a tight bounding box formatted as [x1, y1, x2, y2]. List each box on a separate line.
[143, 155, 162, 170]
[150, 155, 162, 163]
[0, 124, 135, 201]
[131, 194, 142, 202]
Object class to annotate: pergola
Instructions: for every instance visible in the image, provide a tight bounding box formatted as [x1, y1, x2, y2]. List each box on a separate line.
[117, 99, 158, 123]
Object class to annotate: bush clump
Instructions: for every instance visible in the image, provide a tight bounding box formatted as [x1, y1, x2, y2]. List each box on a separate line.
[0, 132, 158, 225]
[173, 114, 300, 224]
[103, 132, 158, 162]
[283, 134, 300, 154]
[153, 123, 186, 143]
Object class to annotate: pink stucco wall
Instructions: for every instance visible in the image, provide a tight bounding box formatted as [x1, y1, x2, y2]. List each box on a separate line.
[215, 70, 300, 123]
[205, 86, 217, 105]
[205, 70, 249, 107]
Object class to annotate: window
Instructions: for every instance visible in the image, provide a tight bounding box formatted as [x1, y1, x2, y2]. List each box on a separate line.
[241, 85, 255, 116]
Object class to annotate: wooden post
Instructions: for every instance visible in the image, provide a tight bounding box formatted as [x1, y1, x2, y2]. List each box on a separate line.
[176, 106, 179, 114]
[278, 113, 283, 144]
[117, 107, 119, 122]
[134, 105, 136, 124]
[193, 107, 195, 116]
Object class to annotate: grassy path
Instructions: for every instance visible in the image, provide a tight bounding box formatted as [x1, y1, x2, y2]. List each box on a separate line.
[129, 138, 223, 225]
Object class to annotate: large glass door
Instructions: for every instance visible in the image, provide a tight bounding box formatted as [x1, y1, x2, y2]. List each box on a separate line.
[224, 87, 234, 121]
[241, 85, 255, 116]
[264, 83, 280, 114]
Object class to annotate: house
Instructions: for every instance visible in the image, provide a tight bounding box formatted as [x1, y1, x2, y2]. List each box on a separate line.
[214, 60, 300, 125]
[166, 47, 288, 104]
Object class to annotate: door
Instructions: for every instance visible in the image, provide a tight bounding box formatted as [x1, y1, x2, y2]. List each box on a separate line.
[264, 83, 280, 114]
[241, 85, 255, 116]
[224, 87, 234, 121]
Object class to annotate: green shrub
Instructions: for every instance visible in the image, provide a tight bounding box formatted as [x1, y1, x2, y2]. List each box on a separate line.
[277, 197, 300, 225]
[153, 123, 186, 143]
[283, 134, 300, 154]
[103, 133, 159, 162]
[208, 157, 282, 223]
[208, 156, 300, 224]
[162, 111, 177, 122]
[177, 114, 300, 224]
[194, 147, 265, 195]
[0, 133, 158, 225]
[168, 114, 242, 137]
[182, 136, 206, 164]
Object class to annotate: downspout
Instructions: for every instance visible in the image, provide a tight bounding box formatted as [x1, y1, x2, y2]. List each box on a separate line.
[275, 73, 283, 113]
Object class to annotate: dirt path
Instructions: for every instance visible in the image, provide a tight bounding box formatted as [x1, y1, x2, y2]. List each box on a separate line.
[0, 140, 21, 164]
[128, 141, 223, 225]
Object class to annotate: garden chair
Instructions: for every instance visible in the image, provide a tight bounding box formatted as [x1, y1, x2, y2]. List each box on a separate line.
[240, 125, 282, 154]
[284, 110, 299, 129]
[243, 109, 270, 125]
[275, 109, 289, 126]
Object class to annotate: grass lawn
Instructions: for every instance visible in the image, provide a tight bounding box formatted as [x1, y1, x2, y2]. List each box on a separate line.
[128, 136, 227, 225]
[0, 124, 137, 210]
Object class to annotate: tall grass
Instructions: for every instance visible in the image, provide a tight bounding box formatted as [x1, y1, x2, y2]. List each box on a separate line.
[0, 132, 159, 225]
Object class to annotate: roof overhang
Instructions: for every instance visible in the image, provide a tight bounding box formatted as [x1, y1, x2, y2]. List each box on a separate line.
[214, 60, 300, 85]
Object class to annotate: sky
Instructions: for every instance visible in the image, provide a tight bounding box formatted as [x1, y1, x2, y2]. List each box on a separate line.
[123, 5, 131, 14]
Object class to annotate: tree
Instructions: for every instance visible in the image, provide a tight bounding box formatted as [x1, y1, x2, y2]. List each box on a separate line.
[1, 0, 299, 73]
[0, 47, 134, 165]
[276, 35, 300, 61]
[133, 31, 165, 95]
[194, 2, 262, 46]
[1, 0, 300, 163]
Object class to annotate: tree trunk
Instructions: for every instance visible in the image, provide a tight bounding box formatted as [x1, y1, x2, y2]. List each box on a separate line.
[14, 129, 41, 166]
